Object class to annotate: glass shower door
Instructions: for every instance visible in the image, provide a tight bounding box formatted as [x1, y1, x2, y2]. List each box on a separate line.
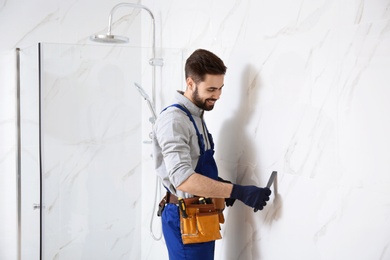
[40, 43, 143, 259]
[19, 43, 184, 259]
[20, 43, 144, 259]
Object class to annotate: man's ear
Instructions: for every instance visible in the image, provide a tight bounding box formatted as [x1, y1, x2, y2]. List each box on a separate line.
[186, 77, 195, 91]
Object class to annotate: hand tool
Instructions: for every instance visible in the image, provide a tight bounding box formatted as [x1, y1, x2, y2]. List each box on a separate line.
[199, 197, 207, 204]
[254, 171, 277, 212]
[178, 197, 188, 218]
[267, 171, 277, 188]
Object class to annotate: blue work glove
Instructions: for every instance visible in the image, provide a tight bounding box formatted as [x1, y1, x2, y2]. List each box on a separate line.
[218, 177, 236, 207]
[230, 184, 271, 211]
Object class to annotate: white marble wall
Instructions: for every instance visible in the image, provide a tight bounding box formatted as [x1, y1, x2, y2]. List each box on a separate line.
[144, 1, 390, 259]
[1, 0, 390, 260]
[145, 0, 390, 259]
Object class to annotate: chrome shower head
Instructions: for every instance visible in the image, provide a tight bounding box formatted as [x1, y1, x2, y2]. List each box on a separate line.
[90, 3, 154, 47]
[134, 82, 150, 101]
[91, 2, 159, 125]
[90, 34, 129, 43]
[134, 82, 157, 121]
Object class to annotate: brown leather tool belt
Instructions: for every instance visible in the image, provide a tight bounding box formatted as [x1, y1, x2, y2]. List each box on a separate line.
[158, 192, 226, 244]
[157, 192, 225, 215]
[165, 192, 200, 205]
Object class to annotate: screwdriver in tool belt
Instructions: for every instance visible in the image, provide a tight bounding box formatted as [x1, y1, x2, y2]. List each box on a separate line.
[199, 197, 207, 204]
[178, 197, 188, 218]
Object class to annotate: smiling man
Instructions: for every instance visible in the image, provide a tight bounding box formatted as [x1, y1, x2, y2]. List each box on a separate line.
[153, 49, 271, 260]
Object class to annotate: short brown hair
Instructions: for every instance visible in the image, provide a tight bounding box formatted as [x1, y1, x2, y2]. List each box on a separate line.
[185, 49, 227, 84]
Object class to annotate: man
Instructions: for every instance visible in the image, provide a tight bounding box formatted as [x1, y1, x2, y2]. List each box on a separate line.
[153, 49, 271, 260]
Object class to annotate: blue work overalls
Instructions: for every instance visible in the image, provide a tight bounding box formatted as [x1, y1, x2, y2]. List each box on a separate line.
[161, 104, 219, 260]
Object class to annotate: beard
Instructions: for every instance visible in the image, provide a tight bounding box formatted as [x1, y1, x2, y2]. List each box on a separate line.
[192, 87, 216, 111]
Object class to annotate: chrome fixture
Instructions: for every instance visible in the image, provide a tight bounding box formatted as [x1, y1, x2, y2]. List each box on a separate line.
[90, 34, 129, 44]
[134, 82, 157, 123]
[90, 2, 163, 113]
[90, 3, 163, 242]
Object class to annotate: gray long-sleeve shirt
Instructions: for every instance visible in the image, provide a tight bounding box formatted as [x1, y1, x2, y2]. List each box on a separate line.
[152, 91, 211, 198]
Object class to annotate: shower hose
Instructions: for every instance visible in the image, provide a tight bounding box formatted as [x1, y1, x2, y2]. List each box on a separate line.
[150, 176, 163, 241]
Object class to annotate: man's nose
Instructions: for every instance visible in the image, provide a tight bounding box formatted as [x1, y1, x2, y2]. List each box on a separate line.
[212, 90, 222, 100]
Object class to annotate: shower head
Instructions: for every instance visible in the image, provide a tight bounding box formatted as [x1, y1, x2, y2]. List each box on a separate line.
[134, 82, 150, 101]
[90, 34, 129, 44]
[91, 2, 159, 123]
[90, 3, 154, 46]
[134, 82, 157, 121]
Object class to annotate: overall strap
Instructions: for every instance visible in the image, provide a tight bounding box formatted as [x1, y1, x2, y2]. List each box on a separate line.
[202, 121, 215, 150]
[161, 104, 206, 153]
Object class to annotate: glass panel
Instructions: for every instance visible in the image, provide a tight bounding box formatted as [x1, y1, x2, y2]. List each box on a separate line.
[18, 43, 184, 259]
[19, 44, 41, 260]
[39, 43, 142, 259]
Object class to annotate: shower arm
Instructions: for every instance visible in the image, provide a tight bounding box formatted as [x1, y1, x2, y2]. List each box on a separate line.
[107, 2, 161, 111]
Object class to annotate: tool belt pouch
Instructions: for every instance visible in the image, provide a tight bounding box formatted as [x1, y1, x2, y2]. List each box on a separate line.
[180, 199, 224, 245]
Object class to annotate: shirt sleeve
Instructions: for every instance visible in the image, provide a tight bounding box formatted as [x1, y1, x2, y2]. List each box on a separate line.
[154, 109, 197, 190]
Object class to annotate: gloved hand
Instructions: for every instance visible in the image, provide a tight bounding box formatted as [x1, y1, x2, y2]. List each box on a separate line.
[230, 184, 271, 211]
[218, 177, 236, 207]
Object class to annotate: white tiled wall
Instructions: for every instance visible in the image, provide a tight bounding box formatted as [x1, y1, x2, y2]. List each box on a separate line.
[1, 0, 390, 259]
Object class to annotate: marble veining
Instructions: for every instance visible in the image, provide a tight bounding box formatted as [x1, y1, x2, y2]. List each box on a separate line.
[1, 0, 390, 259]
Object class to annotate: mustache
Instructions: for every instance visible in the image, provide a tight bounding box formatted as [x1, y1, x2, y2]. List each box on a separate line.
[206, 98, 217, 102]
